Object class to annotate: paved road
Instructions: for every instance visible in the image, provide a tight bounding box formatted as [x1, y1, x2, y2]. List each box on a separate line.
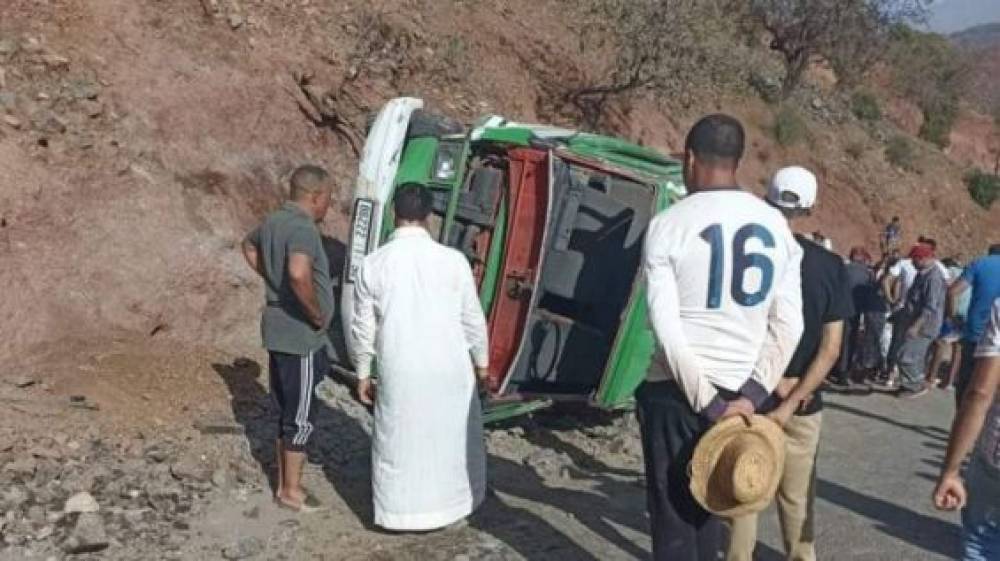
[753, 388, 962, 561]
[468, 385, 966, 561]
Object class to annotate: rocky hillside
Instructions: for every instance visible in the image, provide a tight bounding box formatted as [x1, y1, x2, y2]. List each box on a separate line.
[1, 0, 997, 369]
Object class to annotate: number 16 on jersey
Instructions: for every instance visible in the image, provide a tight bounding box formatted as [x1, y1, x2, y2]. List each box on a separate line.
[700, 223, 776, 309]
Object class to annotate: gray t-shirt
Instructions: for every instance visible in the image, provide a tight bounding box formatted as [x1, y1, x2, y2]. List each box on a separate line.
[900, 264, 946, 338]
[247, 202, 334, 355]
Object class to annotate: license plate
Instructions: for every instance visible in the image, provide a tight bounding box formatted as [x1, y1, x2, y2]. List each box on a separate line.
[346, 198, 375, 283]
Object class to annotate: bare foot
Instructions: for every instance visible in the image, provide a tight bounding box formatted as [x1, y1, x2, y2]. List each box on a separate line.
[275, 489, 323, 513]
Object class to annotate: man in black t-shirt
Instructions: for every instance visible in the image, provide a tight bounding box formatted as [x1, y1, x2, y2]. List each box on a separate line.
[727, 167, 853, 561]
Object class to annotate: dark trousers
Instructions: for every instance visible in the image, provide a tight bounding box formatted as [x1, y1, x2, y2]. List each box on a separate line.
[636, 381, 730, 561]
[835, 314, 862, 378]
[954, 340, 979, 408]
[268, 349, 328, 452]
[859, 311, 887, 371]
[886, 320, 907, 375]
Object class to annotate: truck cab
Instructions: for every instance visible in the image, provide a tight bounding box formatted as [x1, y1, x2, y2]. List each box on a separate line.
[337, 97, 686, 421]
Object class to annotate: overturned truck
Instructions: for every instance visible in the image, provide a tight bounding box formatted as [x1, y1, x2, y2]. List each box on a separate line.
[335, 97, 685, 422]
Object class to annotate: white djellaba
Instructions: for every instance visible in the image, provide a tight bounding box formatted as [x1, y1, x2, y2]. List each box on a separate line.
[350, 226, 489, 531]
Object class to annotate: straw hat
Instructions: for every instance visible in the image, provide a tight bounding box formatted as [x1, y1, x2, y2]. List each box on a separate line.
[689, 414, 785, 517]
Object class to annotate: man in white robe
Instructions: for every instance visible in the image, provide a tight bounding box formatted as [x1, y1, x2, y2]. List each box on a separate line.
[350, 183, 490, 531]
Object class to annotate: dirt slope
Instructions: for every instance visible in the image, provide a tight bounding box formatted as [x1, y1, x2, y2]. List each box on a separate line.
[0, 0, 997, 379]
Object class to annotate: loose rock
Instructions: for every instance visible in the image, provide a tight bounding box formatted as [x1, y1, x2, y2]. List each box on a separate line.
[41, 53, 69, 68]
[4, 456, 38, 478]
[64, 492, 100, 514]
[0, 91, 16, 110]
[222, 536, 264, 559]
[2, 486, 30, 510]
[170, 458, 211, 482]
[30, 110, 67, 134]
[14, 376, 38, 388]
[0, 39, 18, 58]
[29, 445, 62, 461]
[62, 513, 109, 555]
[211, 468, 228, 488]
[523, 449, 572, 477]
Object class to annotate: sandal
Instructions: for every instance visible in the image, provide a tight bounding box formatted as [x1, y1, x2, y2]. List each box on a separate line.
[274, 492, 324, 513]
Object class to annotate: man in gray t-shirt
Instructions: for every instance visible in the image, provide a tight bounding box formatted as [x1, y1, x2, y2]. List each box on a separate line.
[242, 165, 334, 512]
[879, 243, 946, 396]
[935, 298, 1000, 559]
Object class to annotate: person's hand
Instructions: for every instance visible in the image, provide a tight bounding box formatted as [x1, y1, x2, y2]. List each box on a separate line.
[775, 378, 797, 400]
[933, 471, 966, 511]
[719, 397, 755, 421]
[767, 401, 795, 427]
[356, 378, 376, 406]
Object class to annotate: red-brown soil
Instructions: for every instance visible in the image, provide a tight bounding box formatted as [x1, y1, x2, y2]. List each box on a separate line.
[0, 0, 997, 423]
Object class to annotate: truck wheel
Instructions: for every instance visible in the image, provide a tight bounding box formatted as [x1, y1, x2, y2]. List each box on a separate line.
[406, 109, 463, 139]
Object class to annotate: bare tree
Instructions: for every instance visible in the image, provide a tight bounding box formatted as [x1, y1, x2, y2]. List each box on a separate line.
[566, 0, 748, 128]
[749, 0, 929, 96]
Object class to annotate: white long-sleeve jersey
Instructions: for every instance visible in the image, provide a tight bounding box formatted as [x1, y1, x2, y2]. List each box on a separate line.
[643, 189, 804, 420]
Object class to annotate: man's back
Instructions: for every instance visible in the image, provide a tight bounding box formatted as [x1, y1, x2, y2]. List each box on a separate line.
[355, 227, 482, 381]
[645, 189, 803, 391]
[250, 202, 333, 355]
[962, 255, 1000, 342]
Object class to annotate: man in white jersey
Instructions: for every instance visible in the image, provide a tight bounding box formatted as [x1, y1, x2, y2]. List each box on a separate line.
[638, 114, 804, 561]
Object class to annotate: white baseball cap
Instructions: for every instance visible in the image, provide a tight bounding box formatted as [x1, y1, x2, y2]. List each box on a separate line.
[766, 166, 817, 210]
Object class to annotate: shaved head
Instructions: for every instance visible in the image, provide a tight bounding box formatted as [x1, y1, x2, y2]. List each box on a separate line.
[685, 114, 745, 168]
[289, 165, 331, 201]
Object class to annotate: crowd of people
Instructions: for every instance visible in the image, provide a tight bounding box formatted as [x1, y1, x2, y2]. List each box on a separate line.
[239, 114, 1000, 561]
[824, 222, 998, 403]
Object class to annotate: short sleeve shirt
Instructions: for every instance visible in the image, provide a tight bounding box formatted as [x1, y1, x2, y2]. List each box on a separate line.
[889, 258, 917, 310]
[961, 255, 1000, 343]
[973, 298, 1000, 473]
[784, 235, 853, 415]
[248, 202, 334, 355]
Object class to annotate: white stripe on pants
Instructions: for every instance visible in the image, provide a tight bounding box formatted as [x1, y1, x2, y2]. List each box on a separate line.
[293, 351, 314, 447]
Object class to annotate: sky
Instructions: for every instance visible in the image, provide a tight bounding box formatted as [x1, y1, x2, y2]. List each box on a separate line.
[928, 0, 1000, 33]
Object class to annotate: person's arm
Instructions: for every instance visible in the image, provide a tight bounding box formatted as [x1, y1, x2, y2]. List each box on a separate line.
[770, 321, 843, 425]
[458, 257, 490, 383]
[947, 278, 970, 320]
[744, 238, 805, 409]
[242, 227, 264, 277]
[933, 355, 1000, 510]
[350, 259, 379, 405]
[644, 226, 728, 421]
[288, 252, 324, 329]
[882, 272, 898, 305]
[349, 259, 377, 380]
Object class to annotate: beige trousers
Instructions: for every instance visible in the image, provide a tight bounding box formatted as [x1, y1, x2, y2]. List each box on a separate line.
[727, 412, 822, 561]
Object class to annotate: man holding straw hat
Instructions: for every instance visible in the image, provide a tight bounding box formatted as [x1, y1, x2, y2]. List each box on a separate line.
[640, 116, 804, 561]
[724, 166, 853, 561]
